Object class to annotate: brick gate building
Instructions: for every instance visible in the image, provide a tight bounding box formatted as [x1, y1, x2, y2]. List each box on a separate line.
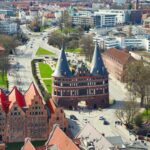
[52, 44, 109, 109]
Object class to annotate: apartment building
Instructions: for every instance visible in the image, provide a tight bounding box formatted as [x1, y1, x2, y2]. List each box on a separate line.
[0, 19, 18, 34]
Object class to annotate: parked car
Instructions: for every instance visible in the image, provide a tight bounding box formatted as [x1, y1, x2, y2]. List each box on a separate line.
[70, 115, 78, 120]
[99, 116, 105, 120]
[103, 120, 110, 125]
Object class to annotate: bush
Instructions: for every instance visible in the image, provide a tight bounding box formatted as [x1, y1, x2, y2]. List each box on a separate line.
[134, 114, 143, 127]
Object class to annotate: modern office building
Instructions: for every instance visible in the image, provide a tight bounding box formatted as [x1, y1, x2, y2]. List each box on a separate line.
[94, 9, 128, 28]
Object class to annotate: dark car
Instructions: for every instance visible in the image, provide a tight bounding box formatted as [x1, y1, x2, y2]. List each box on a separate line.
[103, 120, 110, 125]
[70, 115, 78, 120]
[99, 116, 105, 120]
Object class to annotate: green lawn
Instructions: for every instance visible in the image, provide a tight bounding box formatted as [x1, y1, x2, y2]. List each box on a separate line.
[66, 48, 81, 53]
[6, 141, 46, 150]
[56, 28, 78, 34]
[38, 62, 53, 78]
[43, 79, 52, 94]
[36, 47, 55, 56]
[0, 72, 7, 88]
[141, 109, 150, 120]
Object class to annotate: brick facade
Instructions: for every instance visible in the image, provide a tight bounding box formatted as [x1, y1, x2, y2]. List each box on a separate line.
[102, 48, 134, 82]
[0, 83, 68, 143]
[52, 44, 109, 109]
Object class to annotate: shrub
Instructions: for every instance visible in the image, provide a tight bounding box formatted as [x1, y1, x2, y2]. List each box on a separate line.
[134, 114, 143, 127]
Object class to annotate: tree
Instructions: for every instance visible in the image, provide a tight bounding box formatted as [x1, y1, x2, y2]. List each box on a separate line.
[0, 35, 19, 81]
[79, 34, 94, 61]
[115, 100, 139, 128]
[125, 60, 150, 107]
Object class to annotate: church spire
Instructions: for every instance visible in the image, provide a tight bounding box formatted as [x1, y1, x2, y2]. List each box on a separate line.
[52, 45, 72, 77]
[90, 43, 107, 76]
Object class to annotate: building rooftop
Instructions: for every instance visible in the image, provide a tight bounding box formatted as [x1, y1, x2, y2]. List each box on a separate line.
[52, 46, 72, 77]
[46, 125, 79, 150]
[90, 43, 107, 76]
[24, 82, 42, 107]
[76, 123, 114, 150]
[0, 89, 9, 113]
[8, 86, 26, 109]
[103, 48, 134, 65]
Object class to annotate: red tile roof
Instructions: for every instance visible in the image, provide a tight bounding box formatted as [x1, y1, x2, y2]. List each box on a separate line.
[21, 139, 36, 150]
[46, 125, 80, 150]
[24, 82, 41, 106]
[47, 99, 56, 113]
[44, 13, 55, 18]
[103, 48, 133, 65]
[8, 87, 26, 109]
[0, 89, 9, 113]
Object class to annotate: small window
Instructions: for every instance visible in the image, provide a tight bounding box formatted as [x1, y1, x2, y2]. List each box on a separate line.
[14, 107, 17, 111]
[56, 117, 59, 121]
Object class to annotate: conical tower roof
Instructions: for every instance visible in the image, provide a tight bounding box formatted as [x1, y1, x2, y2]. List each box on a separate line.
[90, 43, 107, 76]
[53, 45, 72, 77]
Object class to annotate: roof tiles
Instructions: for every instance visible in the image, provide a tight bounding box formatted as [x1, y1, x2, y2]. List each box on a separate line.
[8, 87, 26, 109]
[46, 125, 80, 150]
[103, 48, 133, 65]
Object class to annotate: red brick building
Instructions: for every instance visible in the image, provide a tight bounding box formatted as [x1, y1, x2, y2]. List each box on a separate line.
[0, 83, 68, 143]
[102, 48, 134, 82]
[52, 44, 109, 109]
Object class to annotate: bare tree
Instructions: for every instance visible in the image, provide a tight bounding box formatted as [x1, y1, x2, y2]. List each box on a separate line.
[125, 60, 150, 107]
[115, 97, 139, 128]
[79, 34, 94, 61]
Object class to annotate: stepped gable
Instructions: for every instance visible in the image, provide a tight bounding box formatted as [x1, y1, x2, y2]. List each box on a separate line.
[0, 89, 9, 113]
[90, 43, 107, 76]
[46, 125, 80, 150]
[52, 45, 72, 77]
[47, 99, 56, 114]
[8, 86, 26, 109]
[24, 82, 42, 106]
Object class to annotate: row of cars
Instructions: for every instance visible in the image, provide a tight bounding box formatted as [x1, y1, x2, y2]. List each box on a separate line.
[70, 114, 110, 125]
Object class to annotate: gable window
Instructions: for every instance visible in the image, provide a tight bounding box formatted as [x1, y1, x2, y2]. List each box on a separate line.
[14, 107, 17, 111]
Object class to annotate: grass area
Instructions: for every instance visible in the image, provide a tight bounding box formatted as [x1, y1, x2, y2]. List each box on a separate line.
[66, 48, 81, 53]
[0, 72, 7, 88]
[43, 79, 52, 94]
[56, 28, 78, 34]
[141, 109, 150, 120]
[6, 141, 46, 150]
[36, 47, 55, 56]
[38, 62, 53, 78]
